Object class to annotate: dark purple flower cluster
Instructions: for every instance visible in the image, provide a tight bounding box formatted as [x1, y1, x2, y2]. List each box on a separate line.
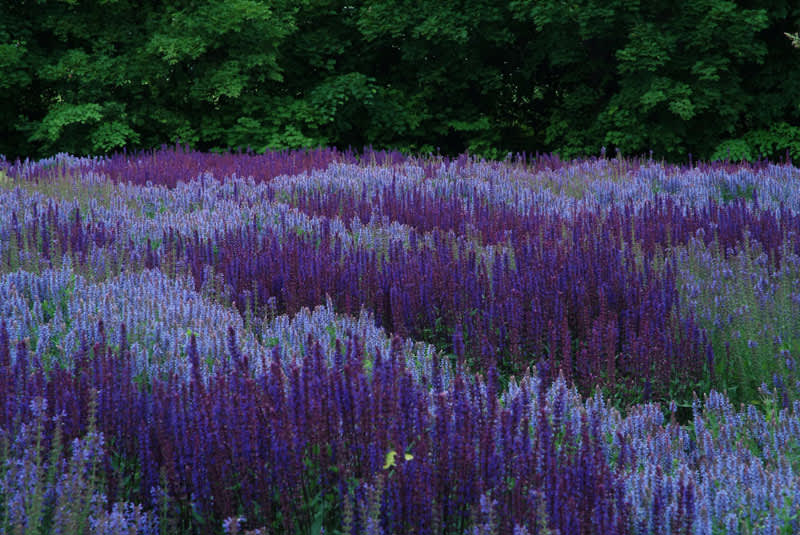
[2, 150, 800, 533]
[1, 320, 632, 534]
[3, 315, 798, 534]
[4, 145, 356, 188]
[4, 153, 800, 405]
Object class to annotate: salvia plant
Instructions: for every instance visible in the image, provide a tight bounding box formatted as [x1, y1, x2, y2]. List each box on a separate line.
[0, 145, 798, 534]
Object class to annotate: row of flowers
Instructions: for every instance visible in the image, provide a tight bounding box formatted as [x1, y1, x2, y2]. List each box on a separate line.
[2, 319, 798, 534]
[0, 148, 799, 533]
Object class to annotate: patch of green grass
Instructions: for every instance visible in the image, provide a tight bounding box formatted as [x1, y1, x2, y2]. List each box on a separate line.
[677, 236, 800, 407]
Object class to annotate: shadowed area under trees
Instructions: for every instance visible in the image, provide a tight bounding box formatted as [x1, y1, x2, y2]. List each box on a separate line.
[1, 0, 799, 162]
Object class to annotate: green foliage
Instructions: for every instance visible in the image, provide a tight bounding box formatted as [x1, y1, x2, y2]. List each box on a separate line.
[0, 1, 799, 161]
[677, 237, 800, 407]
[712, 139, 756, 162]
[718, 181, 756, 202]
[0, 0, 296, 158]
[712, 122, 800, 162]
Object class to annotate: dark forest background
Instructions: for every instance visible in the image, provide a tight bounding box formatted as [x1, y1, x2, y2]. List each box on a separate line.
[2, 0, 799, 162]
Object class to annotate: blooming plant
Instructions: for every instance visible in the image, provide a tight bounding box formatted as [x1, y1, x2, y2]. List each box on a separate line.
[0, 146, 798, 533]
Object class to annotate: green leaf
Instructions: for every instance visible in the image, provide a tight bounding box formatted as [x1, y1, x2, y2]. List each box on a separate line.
[668, 98, 695, 120]
[29, 102, 103, 144]
[383, 449, 397, 469]
[90, 120, 140, 152]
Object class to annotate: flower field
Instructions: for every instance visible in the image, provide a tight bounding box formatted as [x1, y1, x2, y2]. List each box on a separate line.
[1, 146, 799, 534]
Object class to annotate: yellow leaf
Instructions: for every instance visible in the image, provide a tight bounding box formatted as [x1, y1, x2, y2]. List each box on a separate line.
[384, 449, 413, 469]
[383, 450, 397, 470]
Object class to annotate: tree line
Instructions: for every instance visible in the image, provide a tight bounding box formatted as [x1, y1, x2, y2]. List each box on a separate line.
[1, 0, 799, 162]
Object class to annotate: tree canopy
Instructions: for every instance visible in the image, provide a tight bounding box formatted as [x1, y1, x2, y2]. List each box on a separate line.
[1, 0, 799, 162]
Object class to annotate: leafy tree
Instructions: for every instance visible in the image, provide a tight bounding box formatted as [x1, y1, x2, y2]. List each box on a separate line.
[1, 0, 799, 161]
[1, 0, 295, 157]
[510, 0, 783, 160]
